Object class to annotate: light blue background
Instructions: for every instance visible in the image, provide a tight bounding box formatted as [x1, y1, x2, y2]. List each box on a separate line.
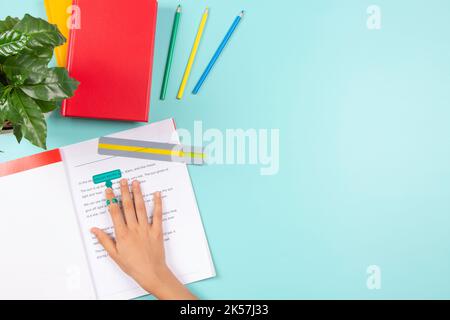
[1, 0, 449, 299]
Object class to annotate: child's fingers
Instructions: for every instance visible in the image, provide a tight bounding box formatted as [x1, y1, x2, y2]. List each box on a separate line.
[106, 188, 126, 236]
[120, 179, 138, 228]
[151, 192, 163, 236]
[132, 180, 149, 226]
[91, 227, 117, 259]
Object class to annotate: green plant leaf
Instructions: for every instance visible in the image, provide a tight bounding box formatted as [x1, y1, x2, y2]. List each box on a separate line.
[3, 54, 49, 84]
[4, 102, 21, 124]
[36, 99, 59, 113]
[21, 46, 54, 62]
[20, 67, 79, 101]
[1, 104, 10, 123]
[0, 30, 29, 57]
[0, 83, 4, 128]
[13, 124, 23, 143]
[0, 81, 4, 100]
[8, 89, 47, 149]
[14, 14, 65, 49]
[0, 84, 20, 123]
[0, 82, 6, 116]
[0, 16, 20, 33]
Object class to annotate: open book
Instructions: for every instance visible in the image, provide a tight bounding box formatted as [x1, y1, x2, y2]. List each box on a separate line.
[0, 119, 215, 299]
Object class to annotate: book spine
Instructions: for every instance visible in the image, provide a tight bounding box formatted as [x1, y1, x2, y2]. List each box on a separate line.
[43, 0, 52, 21]
[143, 0, 158, 123]
[61, 0, 79, 117]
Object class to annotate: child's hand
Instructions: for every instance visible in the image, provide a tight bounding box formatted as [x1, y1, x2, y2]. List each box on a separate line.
[91, 178, 196, 300]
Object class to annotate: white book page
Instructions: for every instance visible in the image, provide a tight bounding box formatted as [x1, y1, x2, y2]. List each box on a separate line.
[0, 161, 96, 299]
[61, 119, 215, 300]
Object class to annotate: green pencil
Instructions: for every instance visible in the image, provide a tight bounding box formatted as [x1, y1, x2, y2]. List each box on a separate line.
[160, 5, 182, 100]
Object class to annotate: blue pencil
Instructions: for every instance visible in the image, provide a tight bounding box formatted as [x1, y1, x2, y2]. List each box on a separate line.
[192, 10, 244, 94]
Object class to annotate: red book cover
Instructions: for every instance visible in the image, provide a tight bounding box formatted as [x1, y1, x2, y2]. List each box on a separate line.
[61, 0, 158, 122]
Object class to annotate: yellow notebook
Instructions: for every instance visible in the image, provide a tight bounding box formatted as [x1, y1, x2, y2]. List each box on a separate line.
[44, 0, 73, 67]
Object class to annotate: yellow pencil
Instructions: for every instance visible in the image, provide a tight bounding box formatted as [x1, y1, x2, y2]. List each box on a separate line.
[177, 7, 209, 100]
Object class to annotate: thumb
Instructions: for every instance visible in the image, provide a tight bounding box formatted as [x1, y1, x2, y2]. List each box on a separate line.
[91, 227, 118, 259]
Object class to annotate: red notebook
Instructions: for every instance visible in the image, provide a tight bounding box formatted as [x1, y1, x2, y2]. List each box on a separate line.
[61, 0, 158, 122]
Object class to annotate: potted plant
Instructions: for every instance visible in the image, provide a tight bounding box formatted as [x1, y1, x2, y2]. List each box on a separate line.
[0, 14, 79, 149]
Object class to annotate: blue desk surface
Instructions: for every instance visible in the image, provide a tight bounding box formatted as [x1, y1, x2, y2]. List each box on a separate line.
[1, 0, 449, 299]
